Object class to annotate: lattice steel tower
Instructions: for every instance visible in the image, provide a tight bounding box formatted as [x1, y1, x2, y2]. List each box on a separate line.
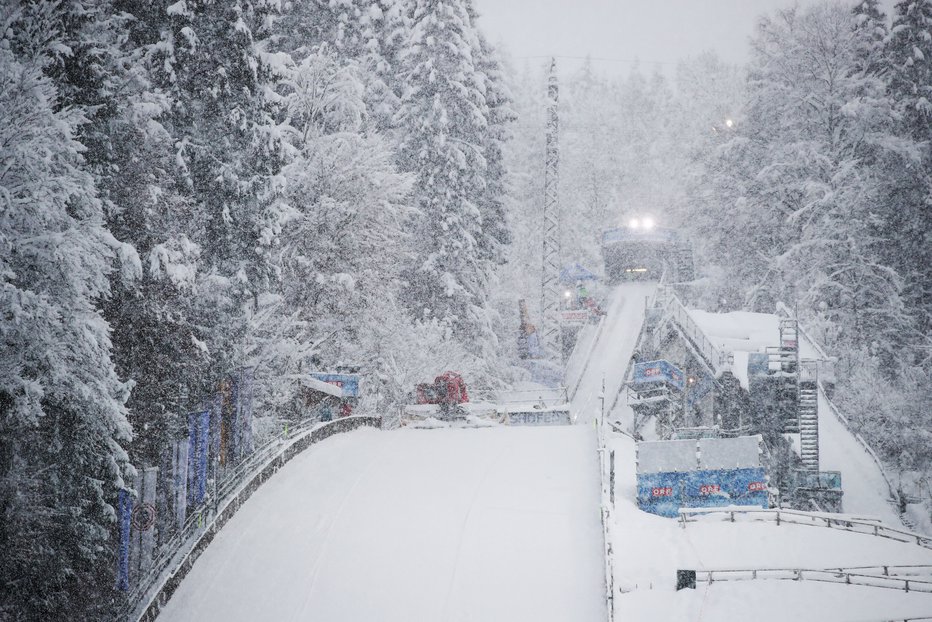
[540, 59, 561, 361]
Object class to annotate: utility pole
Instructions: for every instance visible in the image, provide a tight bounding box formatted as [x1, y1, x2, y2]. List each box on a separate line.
[541, 58, 561, 362]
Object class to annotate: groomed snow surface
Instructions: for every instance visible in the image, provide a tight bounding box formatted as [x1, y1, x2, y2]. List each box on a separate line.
[608, 432, 932, 621]
[158, 426, 606, 622]
[157, 284, 932, 622]
[572, 282, 656, 425]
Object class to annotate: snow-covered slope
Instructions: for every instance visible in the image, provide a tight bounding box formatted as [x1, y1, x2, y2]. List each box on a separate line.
[158, 426, 606, 622]
[571, 282, 656, 424]
[607, 432, 932, 621]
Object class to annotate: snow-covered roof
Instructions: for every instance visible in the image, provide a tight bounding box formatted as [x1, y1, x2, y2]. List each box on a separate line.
[297, 375, 343, 398]
[686, 309, 824, 389]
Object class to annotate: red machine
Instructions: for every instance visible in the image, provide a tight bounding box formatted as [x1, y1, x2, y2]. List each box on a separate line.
[415, 371, 469, 406]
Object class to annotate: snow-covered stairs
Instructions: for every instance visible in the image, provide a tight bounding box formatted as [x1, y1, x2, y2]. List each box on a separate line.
[799, 381, 819, 470]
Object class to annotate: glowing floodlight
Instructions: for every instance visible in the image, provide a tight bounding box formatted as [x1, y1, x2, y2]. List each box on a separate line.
[642, 217, 655, 230]
[629, 218, 641, 229]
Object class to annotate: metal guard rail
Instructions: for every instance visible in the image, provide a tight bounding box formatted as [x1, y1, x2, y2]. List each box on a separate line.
[121, 415, 323, 613]
[567, 313, 608, 402]
[655, 287, 728, 375]
[694, 567, 932, 594]
[597, 422, 615, 622]
[679, 507, 932, 549]
[132, 415, 381, 622]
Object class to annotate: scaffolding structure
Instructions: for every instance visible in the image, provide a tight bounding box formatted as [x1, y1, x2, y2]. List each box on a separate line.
[540, 58, 561, 361]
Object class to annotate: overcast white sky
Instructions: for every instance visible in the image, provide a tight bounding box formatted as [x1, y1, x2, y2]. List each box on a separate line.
[472, 0, 896, 74]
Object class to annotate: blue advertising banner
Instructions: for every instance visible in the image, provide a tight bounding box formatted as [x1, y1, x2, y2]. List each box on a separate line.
[310, 373, 360, 398]
[210, 392, 222, 469]
[632, 360, 685, 391]
[637, 467, 768, 518]
[197, 409, 209, 502]
[187, 410, 210, 507]
[231, 367, 255, 461]
[636, 471, 685, 518]
[115, 489, 132, 591]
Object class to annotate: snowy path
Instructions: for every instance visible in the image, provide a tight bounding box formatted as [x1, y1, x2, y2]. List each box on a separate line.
[158, 426, 606, 622]
[817, 388, 902, 524]
[571, 282, 656, 425]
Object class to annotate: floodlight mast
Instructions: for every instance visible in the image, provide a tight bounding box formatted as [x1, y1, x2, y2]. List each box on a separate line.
[540, 58, 562, 362]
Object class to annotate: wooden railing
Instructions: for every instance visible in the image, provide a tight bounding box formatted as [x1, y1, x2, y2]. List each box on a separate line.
[679, 507, 932, 549]
[694, 566, 932, 594]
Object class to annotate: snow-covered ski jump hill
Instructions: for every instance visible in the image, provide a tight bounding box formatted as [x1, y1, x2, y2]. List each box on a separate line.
[156, 283, 932, 622]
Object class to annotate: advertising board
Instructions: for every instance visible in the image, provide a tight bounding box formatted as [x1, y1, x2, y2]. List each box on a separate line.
[636, 467, 768, 518]
[310, 372, 360, 398]
[507, 409, 572, 426]
[632, 360, 685, 390]
[560, 309, 589, 326]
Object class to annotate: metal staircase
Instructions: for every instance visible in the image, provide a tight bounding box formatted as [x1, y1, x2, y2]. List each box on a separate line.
[799, 361, 819, 470]
[766, 318, 800, 433]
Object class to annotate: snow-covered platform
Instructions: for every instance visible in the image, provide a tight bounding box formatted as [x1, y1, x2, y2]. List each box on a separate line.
[158, 425, 606, 622]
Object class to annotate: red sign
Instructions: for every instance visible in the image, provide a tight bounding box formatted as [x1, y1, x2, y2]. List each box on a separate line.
[131, 502, 156, 531]
[644, 367, 661, 377]
[748, 482, 766, 492]
[652, 487, 673, 497]
[700, 484, 721, 495]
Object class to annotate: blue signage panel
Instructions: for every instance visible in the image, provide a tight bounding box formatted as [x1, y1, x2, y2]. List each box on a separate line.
[187, 410, 210, 507]
[632, 360, 685, 390]
[637, 467, 768, 518]
[636, 471, 686, 518]
[309, 373, 360, 398]
[115, 489, 132, 590]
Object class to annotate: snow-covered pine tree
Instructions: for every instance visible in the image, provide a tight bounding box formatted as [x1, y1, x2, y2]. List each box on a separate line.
[0, 7, 134, 618]
[464, 5, 514, 368]
[144, 0, 285, 397]
[884, 0, 932, 351]
[559, 59, 622, 268]
[395, 0, 493, 345]
[671, 52, 747, 310]
[499, 59, 546, 309]
[273, 0, 410, 133]
[714, 4, 909, 354]
[853, 0, 889, 73]
[87, 0, 208, 467]
[255, 41, 416, 415]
